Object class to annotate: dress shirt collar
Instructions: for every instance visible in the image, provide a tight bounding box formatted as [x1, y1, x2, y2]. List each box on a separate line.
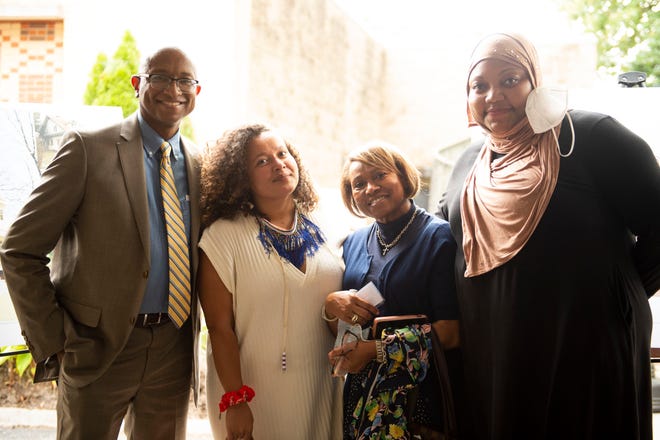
[137, 111, 183, 162]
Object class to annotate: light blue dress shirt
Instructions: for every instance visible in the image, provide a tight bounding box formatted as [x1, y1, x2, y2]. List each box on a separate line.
[137, 113, 191, 314]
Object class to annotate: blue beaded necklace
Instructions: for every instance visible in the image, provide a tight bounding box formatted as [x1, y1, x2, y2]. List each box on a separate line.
[257, 209, 326, 268]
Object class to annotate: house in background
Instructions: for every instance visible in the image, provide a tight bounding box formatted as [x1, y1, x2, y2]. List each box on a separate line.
[0, 103, 122, 236]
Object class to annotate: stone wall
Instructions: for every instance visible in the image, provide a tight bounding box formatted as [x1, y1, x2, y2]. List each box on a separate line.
[0, 0, 602, 212]
[242, 0, 389, 187]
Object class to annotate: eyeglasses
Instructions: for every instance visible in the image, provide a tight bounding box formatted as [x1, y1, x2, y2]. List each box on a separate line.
[331, 329, 360, 377]
[136, 74, 199, 93]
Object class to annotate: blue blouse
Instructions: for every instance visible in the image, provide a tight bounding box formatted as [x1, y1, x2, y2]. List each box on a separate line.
[342, 207, 458, 322]
[340, 206, 459, 437]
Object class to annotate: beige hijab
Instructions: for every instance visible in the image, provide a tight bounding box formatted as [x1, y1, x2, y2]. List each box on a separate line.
[461, 33, 560, 277]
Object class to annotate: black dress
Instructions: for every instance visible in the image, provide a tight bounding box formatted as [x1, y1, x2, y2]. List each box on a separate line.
[437, 110, 660, 440]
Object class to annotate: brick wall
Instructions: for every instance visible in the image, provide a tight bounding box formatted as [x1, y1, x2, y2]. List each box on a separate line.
[0, 20, 64, 104]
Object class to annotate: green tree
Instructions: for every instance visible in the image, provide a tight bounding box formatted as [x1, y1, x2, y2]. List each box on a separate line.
[180, 117, 196, 143]
[559, 0, 659, 86]
[83, 31, 140, 116]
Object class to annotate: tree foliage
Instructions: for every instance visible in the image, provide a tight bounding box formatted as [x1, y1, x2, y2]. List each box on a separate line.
[0, 346, 34, 378]
[559, 0, 660, 86]
[81, 30, 197, 141]
[83, 31, 140, 116]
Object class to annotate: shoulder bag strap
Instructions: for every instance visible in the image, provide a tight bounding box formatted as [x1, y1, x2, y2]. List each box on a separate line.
[430, 327, 458, 439]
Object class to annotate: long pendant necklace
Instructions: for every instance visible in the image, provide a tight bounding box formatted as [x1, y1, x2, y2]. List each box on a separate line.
[259, 212, 295, 371]
[256, 209, 327, 370]
[275, 255, 290, 372]
[375, 209, 419, 256]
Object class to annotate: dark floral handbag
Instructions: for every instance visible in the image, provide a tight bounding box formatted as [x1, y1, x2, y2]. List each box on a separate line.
[372, 315, 458, 440]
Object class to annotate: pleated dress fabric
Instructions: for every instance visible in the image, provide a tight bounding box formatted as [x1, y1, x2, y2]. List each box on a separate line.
[199, 214, 343, 440]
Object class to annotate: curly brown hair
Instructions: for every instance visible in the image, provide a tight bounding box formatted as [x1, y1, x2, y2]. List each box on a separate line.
[200, 124, 319, 228]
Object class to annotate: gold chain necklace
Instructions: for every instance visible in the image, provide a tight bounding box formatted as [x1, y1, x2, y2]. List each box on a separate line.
[375, 209, 419, 256]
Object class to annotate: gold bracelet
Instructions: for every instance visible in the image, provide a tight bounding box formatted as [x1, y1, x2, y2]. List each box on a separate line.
[375, 340, 387, 364]
[321, 305, 338, 322]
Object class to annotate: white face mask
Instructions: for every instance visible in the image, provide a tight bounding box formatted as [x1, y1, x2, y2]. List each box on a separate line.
[525, 87, 568, 134]
[525, 87, 575, 157]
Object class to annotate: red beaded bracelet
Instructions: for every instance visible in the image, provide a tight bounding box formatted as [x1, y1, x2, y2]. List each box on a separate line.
[219, 385, 255, 413]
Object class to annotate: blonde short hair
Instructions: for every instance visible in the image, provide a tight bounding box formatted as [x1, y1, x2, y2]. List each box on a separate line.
[340, 142, 421, 217]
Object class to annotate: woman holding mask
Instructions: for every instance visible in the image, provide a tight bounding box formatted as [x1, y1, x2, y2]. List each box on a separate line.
[437, 33, 660, 439]
[198, 124, 342, 439]
[324, 142, 462, 439]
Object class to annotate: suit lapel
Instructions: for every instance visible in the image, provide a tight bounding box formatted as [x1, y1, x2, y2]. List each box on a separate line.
[117, 115, 150, 260]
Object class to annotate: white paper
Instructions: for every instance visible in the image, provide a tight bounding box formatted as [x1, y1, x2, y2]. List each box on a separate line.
[355, 281, 384, 307]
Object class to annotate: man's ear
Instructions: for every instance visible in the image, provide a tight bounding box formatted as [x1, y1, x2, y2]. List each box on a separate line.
[195, 84, 201, 96]
[130, 75, 141, 97]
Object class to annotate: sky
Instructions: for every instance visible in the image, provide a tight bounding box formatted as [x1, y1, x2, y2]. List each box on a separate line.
[333, 0, 588, 50]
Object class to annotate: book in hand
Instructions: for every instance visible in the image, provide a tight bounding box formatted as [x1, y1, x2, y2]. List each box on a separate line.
[371, 314, 428, 339]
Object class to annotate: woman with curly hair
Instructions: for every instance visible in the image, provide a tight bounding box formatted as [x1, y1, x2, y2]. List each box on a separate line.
[198, 124, 343, 440]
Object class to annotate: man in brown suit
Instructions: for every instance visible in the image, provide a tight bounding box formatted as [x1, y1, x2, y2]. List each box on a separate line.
[0, 47, 202, 439]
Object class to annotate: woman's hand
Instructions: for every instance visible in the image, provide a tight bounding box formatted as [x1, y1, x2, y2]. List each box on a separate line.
[324, 290, 379, 326]
[225, 403, 254, 440]
[329, 340, 377, 375]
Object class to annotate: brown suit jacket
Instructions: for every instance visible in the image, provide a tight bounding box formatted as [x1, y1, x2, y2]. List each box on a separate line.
[0, 113, 201, 400]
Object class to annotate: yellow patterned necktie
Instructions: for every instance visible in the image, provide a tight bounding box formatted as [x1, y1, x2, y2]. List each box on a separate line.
[160, 141, 191, 328]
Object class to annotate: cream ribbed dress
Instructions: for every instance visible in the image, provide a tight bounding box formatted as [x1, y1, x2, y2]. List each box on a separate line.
[199, 215, 344, 440]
